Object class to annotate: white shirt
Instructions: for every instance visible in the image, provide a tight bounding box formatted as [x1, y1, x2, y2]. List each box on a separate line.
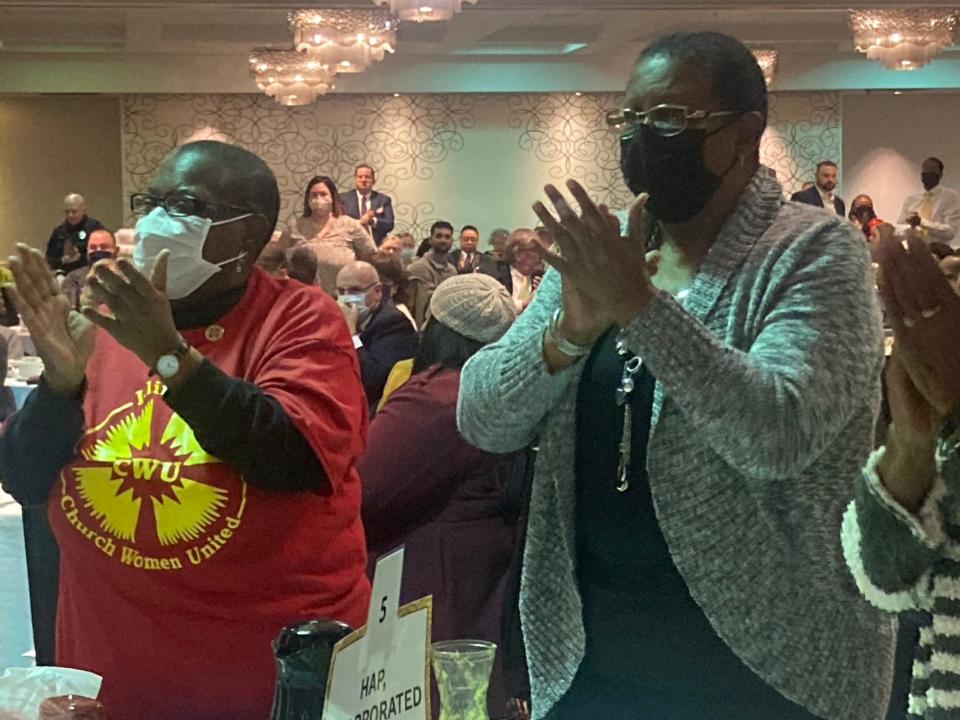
[817, 186, 837, 213]
[898, 185, 960, 246]
[510, 266, 531, 312]
[355, 190, 377, 228]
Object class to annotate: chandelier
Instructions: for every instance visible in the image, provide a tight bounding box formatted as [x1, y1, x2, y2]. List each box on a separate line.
[249, 49, 336, 106]
[289, 9, 398, 74]
[752, 49, 778, 86]
[851, 9, 958, 71]
[373, 0, 477, 23]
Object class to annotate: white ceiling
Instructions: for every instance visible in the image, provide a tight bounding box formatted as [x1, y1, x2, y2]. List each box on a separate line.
[1, 1, 959, 94]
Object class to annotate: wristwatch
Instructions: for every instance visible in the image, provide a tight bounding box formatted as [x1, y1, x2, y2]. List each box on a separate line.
[151, 336, 191, 379]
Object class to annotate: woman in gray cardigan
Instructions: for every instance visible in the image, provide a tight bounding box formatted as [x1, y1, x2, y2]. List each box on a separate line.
[457, 31, 893, 720]
[843, 227, 960, 719]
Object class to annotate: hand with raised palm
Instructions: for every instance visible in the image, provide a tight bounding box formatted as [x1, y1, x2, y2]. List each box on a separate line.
[8, 244, 95, 394]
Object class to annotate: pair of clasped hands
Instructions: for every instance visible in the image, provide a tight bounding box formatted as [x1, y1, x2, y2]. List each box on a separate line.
[7, 245, 181, 394]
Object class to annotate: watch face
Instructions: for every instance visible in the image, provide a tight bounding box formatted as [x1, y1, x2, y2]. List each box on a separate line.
[157, 354, 180, 378]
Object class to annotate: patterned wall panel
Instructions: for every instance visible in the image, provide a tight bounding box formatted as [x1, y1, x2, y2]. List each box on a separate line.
[762, 92, 842, 197]
[122, 92, 841, 239]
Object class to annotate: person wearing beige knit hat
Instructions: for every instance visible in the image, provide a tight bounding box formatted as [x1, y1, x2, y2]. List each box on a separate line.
[427, 273, 518, 345]
[358, 270, 527, 720]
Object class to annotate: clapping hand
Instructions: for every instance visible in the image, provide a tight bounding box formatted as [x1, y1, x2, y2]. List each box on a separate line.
[81, 252, 183, 370]
[7, 244, 95, 394]
[878, 225, 960, 419]
[532, 180, 656, 345]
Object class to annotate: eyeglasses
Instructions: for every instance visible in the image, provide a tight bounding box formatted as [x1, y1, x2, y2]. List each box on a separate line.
[130, 193, 255, 220]
[605, 104, 742, 138]
[336, 282, 379, 296]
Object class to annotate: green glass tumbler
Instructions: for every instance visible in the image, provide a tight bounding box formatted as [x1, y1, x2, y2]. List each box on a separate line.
[432, 640, 497, 720]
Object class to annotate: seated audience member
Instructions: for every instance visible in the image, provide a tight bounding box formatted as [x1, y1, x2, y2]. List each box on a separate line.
[256, 244, 289, 279]
[279, 175, 375, 295]
[941, 253, 960, 295]
[488, 228, 510, 262]
[60, 229, 120, 309]
[0, 141, 370, 720]
[843, 227, 960, 719]
[899, 156, 960, 246]
[46, 193, 105, 273]
[380, 235, 403, 257]
[407, 221, 457, 329]
[359, 273, 523, 719]
[494, 229, 545, 312]
[397, 232, 418, 267]
[448, 225, 494, 275]
[849, 194, 884, 242]
[288, 246, 319, 285]
[369, 251, 416, 329]
[336, 261, 419, 415]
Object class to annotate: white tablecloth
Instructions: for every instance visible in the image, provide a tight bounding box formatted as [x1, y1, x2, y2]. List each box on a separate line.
[0, 490, 35, 669]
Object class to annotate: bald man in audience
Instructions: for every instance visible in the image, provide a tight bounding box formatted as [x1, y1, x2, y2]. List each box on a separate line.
[61, 228, 119, 309]
[45, 193, 105, 273]
[336, 261, 418, 414]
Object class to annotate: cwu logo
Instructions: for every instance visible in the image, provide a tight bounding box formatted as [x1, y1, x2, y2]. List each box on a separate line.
[60, 382, 247, 571]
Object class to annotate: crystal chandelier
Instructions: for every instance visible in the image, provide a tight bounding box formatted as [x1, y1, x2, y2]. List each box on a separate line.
[249, 49, 336, 106]
[851, 9, 958, 71]
[289, 9, 398, 74]
[373, 0, 477, 23]
[752, 49, 778, 86]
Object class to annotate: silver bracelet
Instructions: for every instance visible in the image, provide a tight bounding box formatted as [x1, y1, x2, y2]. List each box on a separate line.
[545, 307, 594, 358]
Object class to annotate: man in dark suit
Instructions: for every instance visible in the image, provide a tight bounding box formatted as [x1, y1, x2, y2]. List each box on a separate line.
[790, 160, 845, 217]
[447, 225, 496, 275]
[45, 193, 105, 273]
[335, 260, 418, 415]
[339, 164, 395, 247]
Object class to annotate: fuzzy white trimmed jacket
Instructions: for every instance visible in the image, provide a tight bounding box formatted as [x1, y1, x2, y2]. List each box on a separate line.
[458, 168, 896, 720]
[844, 422, 960, 720]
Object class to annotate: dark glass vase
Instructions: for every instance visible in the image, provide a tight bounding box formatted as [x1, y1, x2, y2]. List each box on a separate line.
[270, 619, 353, 720]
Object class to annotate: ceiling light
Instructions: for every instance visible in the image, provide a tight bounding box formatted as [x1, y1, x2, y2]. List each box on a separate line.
[249, 49, 336, 106]
[851, 9, 958, 71]
[374, 0, 478, 23]
[289, 9, 398, 73]
[752, 49, 778, 86]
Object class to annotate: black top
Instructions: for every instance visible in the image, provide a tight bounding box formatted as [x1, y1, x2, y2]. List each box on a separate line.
[358, 299, 419, 416]
[559, 329, 817, 720]
[45, 216, 105, 272]
[0, 359, 327, 508]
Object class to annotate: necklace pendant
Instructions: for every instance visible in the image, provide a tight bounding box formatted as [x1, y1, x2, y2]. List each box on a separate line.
[616, 462, 630, 493]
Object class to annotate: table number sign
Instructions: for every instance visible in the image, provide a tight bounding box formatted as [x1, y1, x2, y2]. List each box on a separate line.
[322, 547, 432, 720]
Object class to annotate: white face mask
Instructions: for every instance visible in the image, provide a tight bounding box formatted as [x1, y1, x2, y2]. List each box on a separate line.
[338, 293, 372, 324]
[133, 208, 250, 300]
[309, 197, 333, 214]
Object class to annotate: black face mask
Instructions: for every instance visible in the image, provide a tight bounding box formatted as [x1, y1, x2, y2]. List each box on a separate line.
[88, 250, 114, 265]
[922, 172, 941, 191]
[620, 122, 737, 224]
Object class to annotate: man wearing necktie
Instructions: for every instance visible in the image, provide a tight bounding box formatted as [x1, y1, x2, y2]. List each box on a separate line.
[339, 165, 396, 247]
[899, 157, 960, 248]
[447, 225, 495, 276]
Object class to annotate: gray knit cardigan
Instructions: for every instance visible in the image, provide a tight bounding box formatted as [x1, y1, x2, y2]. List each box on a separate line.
[457, 168, 895, 720]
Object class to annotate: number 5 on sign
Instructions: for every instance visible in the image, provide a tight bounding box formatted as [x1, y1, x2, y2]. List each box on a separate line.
[366, 546, 404, 663]
[321, 546, 433, 720]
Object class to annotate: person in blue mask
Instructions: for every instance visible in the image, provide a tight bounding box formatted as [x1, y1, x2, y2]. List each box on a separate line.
[457, 31, 893, 720]
[0, 140, 371, 720]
